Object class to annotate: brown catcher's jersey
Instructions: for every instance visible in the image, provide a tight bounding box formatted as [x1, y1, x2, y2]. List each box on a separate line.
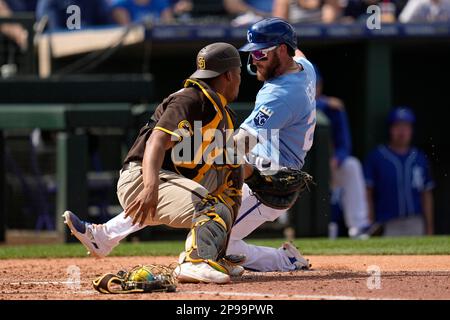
[123, 79, 243, 216]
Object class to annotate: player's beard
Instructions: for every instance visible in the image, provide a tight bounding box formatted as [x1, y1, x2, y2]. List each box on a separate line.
[256, 52, 281, 81]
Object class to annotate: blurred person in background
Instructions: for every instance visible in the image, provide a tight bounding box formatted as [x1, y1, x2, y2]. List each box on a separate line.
[111, 0, 174, 24]
[224, 0, 274, 26]
[315, 66, 374, 239]
[170, 0, 192, 20]
[36, 0, 113, 31]
[340, 0, 409, 23]
[0, 0, 31, 50]
[399, 0, 450, 23]
[3, 0, 38, 12]
[364, 107, 434, 236]
[273, 0, 341, 23]
[170, 0, 231, 22]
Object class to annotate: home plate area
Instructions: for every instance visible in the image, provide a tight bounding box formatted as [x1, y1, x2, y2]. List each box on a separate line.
[1, 256, 450, 300]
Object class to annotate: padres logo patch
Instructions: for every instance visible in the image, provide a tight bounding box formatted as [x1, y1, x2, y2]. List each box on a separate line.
[197, 56, 205, 70]
[253, 107, 273, 128]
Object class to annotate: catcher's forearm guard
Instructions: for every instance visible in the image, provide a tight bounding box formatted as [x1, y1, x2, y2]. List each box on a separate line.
[244, 167, 314, 210]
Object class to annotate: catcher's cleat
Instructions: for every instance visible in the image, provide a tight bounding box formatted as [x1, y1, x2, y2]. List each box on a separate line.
[62, 211, 110, 258]
[174, 262, 231, 284]
[217, 257, 245, 277]
[178, 251, 244, 277]
[281, 242, 311, 270]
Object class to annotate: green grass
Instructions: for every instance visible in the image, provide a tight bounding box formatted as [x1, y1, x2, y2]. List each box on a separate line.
[1, 236, 449, 259]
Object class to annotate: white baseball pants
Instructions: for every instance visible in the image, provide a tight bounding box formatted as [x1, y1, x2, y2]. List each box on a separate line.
[94, 183, 297, 271]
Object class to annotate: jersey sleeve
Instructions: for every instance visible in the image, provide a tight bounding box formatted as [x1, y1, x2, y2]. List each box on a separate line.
[154, 94, 200, 142]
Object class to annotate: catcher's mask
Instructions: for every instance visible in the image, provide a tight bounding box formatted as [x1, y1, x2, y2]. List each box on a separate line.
[92, 264, 177, 294]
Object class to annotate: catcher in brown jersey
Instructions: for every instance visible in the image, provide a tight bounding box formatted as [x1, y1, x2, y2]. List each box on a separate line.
[64, 43, 243, 284]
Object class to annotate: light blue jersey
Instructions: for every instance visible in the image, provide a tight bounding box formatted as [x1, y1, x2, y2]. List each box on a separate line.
[240, 57, 317, 171]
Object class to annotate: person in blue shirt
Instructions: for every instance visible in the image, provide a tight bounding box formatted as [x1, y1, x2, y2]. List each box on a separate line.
[110, 0, 174, 24]
[238, 51, 316, 172]
[315, 66, 372, 239]
[36, 0, 113, 31]
[226, 18, 316, 272]
[364, 107, 434, 236]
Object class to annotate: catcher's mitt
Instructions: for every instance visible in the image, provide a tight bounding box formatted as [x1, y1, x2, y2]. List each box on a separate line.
[93, 264, 177, 294]
[245, 167, 314, 210]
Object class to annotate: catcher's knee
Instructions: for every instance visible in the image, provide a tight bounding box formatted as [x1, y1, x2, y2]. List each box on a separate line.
[183, 197, 233, 264]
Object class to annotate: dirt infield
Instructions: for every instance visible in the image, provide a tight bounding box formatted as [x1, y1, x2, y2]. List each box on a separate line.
[1, 255, 450, 300]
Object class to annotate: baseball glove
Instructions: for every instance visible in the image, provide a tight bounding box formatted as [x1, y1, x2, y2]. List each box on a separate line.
[93, 264, 177, 294]
[244, 167, 314, 210]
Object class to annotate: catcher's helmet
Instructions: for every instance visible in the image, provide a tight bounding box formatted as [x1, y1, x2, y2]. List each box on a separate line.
[239, 18, 298, 52]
